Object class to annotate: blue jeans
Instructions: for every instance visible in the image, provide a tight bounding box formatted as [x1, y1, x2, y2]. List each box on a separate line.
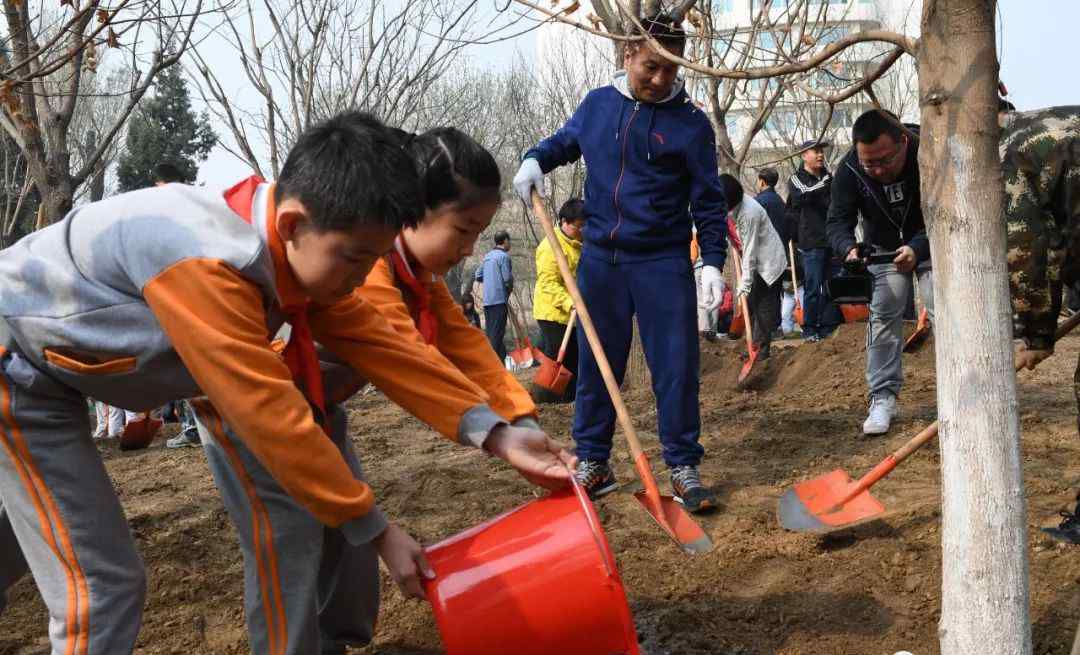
[800, 247, 843, 338]
[572, 254, 703, 467]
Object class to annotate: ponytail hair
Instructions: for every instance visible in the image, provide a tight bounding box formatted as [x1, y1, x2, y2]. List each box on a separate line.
[395, 127, 501, 215]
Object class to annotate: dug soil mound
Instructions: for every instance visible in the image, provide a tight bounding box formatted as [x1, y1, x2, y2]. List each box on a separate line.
[5, 326, 1080, 655]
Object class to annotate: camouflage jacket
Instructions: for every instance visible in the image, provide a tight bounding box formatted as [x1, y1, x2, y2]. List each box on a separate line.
[1003, 106, 1080, 351]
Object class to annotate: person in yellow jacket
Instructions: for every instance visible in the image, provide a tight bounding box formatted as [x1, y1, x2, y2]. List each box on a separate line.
[533, 198, 585, 401]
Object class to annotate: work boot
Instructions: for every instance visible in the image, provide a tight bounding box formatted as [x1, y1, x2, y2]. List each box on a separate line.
[670, 465, 716, 514]
[166, 428, 202, 449]
[574, 460, 618, 500]
[863, 393, 898, 436]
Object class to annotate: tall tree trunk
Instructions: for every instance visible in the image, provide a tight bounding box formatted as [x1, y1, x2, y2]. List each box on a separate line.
[918, 1, 1031, 653]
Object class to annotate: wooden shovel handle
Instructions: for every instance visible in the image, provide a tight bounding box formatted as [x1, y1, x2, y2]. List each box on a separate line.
[530, 192, 650, 466]
[729, 240, 754, 346]
[788, 241, 801, 295]
[887, 309, 1080, 469]
[556, 310, 577, 363]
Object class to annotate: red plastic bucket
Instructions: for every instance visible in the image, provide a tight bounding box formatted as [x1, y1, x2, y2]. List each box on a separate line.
[422, 479, 640, 655]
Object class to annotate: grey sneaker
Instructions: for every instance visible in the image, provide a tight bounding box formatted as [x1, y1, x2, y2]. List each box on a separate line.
[671, 465, 717, 513]
[863, 394, 898, 435]
[574, 460, 618, 499]
[166, 429, 202, 449]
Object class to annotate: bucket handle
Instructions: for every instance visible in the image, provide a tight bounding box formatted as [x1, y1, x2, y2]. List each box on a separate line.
[567, 467, 617, 580]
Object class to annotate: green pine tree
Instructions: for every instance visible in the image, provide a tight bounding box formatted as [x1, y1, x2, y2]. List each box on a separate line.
[116, 66, 217, 191]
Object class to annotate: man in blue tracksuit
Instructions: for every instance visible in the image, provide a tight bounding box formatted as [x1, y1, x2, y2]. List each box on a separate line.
[513, 13, 727, 512]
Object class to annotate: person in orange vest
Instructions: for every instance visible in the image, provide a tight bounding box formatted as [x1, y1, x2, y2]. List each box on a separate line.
[0, 111, 574, 654]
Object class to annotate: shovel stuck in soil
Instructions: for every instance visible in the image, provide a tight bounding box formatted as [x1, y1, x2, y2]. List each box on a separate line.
[779, 311, 1080, 533]
[530, 191, 712, 555]
[506, 303, 536, 368]
[533, 311, 576, 395]
[902, 307, 931, 353]
[729, 243, 760, 387]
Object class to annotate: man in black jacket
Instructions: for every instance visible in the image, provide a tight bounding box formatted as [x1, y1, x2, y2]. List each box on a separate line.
[786, 140, 842, 342]
[755, 167, 787, 244]
[827, 109, 934, 436]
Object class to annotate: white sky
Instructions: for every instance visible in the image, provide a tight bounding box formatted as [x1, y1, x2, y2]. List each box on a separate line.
[190, 0, 1077, 190]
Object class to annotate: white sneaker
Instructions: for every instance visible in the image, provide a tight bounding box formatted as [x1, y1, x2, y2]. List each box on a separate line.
[863, 394, 898, 435]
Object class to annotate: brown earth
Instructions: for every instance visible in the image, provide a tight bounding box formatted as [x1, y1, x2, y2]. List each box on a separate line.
[4, 324, 1080, 654]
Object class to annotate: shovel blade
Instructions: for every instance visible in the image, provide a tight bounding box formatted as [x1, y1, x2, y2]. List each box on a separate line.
[510, 346, 534, 367]
[903, 309, 931, 353]
[778, 469, 886, 533]
[633, 490, 713, 554]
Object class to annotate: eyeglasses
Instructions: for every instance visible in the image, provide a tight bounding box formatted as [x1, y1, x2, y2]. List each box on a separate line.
[858, 140, 905, 171]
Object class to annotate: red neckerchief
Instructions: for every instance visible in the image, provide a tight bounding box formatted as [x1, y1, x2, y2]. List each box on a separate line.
[388, 238, 438, 346]
[223, 175, 327, 424]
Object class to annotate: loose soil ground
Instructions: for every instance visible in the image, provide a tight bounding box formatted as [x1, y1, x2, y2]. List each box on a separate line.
[4, 324, 1080, 654]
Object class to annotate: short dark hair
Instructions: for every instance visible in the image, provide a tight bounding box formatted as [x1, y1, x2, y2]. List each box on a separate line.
[493, 230, 511, 246]
[152, 163, 184, 185]
[638, 12, 686, 53]
[395, 127, 501, 213]
[999, 98, 1016, 113]
[757, 167, 779, 188]
[275, 111, 423, 231]
[718, 174, 744, 207]
[558, 198, 586, 222]
[852, 109, 904, 145]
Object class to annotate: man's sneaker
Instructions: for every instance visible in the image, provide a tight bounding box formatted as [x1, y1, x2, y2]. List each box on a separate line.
[863, 394, 898, 435]
[166, 429, 202, 449]
[574, 460, 618, 499]
[1042, 509, 1080, 545]
[670, 465, 717, 513]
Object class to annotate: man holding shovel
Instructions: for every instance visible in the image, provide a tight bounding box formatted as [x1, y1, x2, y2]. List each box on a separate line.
[512, 12, 727, 512]
[1001, 106, 1080, 543]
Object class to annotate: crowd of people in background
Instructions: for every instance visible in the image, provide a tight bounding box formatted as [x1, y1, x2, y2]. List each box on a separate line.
[7, 9, 1080, 655]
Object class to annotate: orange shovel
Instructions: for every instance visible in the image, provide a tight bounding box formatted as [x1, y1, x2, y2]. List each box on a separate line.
[506, 303, 535, 368]
[903, 307, 931, 353]
[531, 191, 712, 555]
[779, 311, 1080, 533]
[533, 311, 576, 395]
[730, 242, 760, 386]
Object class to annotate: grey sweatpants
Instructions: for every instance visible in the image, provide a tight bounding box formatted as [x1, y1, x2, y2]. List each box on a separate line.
[0, 347, 147, 653]
[866, 261, 935, 398]
[190, 362, 381, 655]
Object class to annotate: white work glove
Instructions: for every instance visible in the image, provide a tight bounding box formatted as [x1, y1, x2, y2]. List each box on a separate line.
[699, 265, 725, 312]
[513, 158, 545, 204]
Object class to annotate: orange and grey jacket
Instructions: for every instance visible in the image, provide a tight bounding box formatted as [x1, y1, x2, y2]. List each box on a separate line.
[356, 241, 536, 425]
[0, 181, 507, 545]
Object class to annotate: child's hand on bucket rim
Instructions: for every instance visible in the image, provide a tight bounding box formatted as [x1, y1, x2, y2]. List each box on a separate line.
[484, 425, 578, 490]
[373, 523, 435, 600]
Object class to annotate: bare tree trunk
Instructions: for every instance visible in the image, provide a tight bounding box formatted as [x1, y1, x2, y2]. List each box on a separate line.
[919, 2, 1031, 653]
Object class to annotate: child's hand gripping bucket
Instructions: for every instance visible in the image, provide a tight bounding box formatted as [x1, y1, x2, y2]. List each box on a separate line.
[422, 477, 640, 655]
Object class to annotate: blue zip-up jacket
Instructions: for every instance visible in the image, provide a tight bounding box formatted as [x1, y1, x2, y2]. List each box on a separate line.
[524, 72, 727, 268]
[474, 248, 513, 307]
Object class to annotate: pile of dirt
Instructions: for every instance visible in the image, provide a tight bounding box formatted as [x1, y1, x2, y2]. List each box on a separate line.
[7, 329, 1080, 655]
